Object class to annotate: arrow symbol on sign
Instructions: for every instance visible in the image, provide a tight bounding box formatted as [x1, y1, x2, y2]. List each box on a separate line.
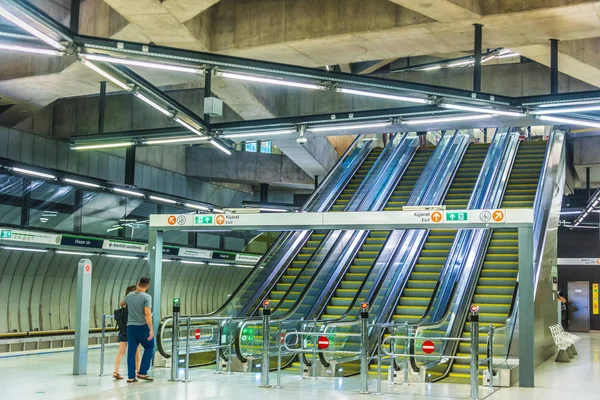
[449, 214, 456, 220]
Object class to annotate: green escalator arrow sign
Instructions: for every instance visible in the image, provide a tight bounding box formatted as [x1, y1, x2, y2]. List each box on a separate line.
[194, 215, 213, 225]
[445, 212, 468, 222]
[0, 229, 12, 239]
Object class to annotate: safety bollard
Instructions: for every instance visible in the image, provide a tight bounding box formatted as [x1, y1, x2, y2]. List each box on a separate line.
[259, 300, 271, 388]
[170, 298, 181, 382]
[183, 318, 191, 382]
[99, 314, 106, 377]
[469, 305, 480, 400]
[487, 324, 494, 390]
[359, 302, 369, 394]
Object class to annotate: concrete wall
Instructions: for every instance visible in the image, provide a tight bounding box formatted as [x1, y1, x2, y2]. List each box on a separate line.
[0, 249, 249, 335]
[0, 127, 253, 207]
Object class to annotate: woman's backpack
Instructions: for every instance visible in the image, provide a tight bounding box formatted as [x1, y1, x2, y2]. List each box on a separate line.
[114, 307, 128, 331]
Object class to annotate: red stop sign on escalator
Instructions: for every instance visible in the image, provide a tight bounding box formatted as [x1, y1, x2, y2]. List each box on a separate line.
[317, 336, 330, 350]
[195, 328, 201, 340]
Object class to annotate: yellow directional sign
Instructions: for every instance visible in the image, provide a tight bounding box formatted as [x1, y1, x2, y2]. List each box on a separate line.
[593, 284, 598, 315]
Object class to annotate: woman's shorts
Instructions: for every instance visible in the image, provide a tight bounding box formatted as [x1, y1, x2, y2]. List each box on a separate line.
[118, 332, 127, 342]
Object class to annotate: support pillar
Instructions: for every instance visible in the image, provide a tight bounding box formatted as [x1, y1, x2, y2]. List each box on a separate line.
[148, 229, 163, 335]
[260, 183, 269, 203]
[73, 259, 92, 375]
[98, 81, 106, 134]
[473, 24, 483, 92]
[518, 227, 535, 387]
[203, 71, 212, 125]
[125, 146, 136, 185]
[69, 0, 80, 33]
[550, 39, 559, 95]
[314, 176, 319, 191]
[586, 167, 591, 200]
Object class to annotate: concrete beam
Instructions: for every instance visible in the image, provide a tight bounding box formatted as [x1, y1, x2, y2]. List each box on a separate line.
[388, 0, 482, 22]
[515, 39, 600, 88]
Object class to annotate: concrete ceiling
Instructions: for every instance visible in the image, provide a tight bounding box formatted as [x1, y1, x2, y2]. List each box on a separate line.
[3, 0, 600, 181]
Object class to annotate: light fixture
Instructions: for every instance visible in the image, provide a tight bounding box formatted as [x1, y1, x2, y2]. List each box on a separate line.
[446, 60, 473, 68]
[0, 6, 65, 50]
[174, 116, 203, 136]
[106, 226, 123, 233]
[440, 103, 525, 117]
[81, 54, 203, 74]
[113, 188, 145, 197]
[418, 65, 442, 71]
[143, 136, 209, 145]
[106, 254, 139, 260]
[404, 114, 493, 125]
[185, 203, 210, 211]
[236, 264, 254, 269]
[217, 71, 326, 90]
[498, 49, 512, 56]
[149, 195, 177, 204]
[1, 246, 47, 253]
[208, 262, 230, 267]
[212, 208, 225, 214]
[481, 55, 495, 63]
[63, 178, 102, 188]
[71, 141, 134, 150]
[335, 88, 431, 104]
[56, 250, 95, 256]
[531, 105, 600, 115]
[11, 167, 56, 180]
[560, 210, 583, 215]
[538, 100, 600, 108]
[80, 59, 132, 91]
[134, 92, 173, 117]
[210, 140, 232, 155]
[220, 129, 296, 139]
[536, 115, 600, 129]
[309, 121, 392, 133]
[496, 53, 520, 59]
[259, 207, 287, 212]
[0, 43, 63, 56]
[181, 260, 207, 265]
[325, 65, 332, 71]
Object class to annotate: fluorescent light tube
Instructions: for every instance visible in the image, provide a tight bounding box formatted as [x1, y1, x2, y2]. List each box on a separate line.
[496, 53, 520, 59]
[536, 115, 600, 128]
[81, 59, 131, 91]
[236, 264, 254, 269]
[538, 100, 600, 108]
[0, 6, 65, 50]
[12, 167, 56, 180]
[212, 208, 225, 213]
[113, 188, 145, 197]
[208, 262, 230, 267]
[149, 195, 177, 204]
[560, 211, 582, 215]
[335, 88, 430, 104]
[218, 71, 325, 90]
[441, 103, 525, 117]
[531, 105, 600, 115]
[210, 140, 232, 155]
[181, 260, 207, 265]
[481, 55, 495, 63]
[134, 92, 173, 117]
[71, 141, 134, 150]
[185, 203, 210, 211]
[1, 246, 47, 253]
[144, 136, 209, 145]
[309, 121, 391, 133]
[220, 129, 296, 139]
[106, 254, 139, 260]
[498, 49, 512, 56]
[259, 207, 287, 212]
[64, 178, 102, 188]
[0, 43, 63, 56]
[56, 250, 95, 256]
[174, 117, 203, 136]
[404, 114, 493, 125]
[418, 65, 442, 71]
[81, 54, 202, 74]
[447, 60, 473, 68]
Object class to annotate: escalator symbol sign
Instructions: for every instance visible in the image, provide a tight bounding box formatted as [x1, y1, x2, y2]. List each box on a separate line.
[492, 210, 505, 222]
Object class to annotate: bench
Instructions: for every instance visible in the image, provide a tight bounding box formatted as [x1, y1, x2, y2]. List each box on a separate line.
[550, 324, 580, 362]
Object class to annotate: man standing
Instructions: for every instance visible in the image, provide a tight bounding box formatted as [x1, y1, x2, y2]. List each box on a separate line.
[123, 277, 154, 382]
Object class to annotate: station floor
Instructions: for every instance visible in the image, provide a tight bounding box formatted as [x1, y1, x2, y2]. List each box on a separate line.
[1, 332, 598, 399]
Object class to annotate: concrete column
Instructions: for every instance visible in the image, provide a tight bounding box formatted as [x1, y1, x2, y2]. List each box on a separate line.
[260, 183, 269, 203]
[550, 39, 559, 95]
[518, 226, 535, 387]
[125, 146, 136, 185]
[473, 24, 483, 92]
[148, 229, 163, 335]
[70, 0, 80, 33]
[98, 81, 106, 134]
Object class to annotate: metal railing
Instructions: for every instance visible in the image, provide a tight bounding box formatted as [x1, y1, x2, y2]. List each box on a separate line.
[99, 314, 115, 377]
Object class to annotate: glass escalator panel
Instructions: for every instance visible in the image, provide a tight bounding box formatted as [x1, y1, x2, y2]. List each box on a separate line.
[447, 140, 546, 382]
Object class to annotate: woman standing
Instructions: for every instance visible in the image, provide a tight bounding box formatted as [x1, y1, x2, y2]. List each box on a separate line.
[113, 285, 140, 380]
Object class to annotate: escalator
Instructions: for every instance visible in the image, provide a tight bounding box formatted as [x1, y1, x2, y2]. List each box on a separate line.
[390, 143, 490, 326]
[447, 140, 546, 382]
[320, 150, 434, 320]
[269, 148, 382, 311]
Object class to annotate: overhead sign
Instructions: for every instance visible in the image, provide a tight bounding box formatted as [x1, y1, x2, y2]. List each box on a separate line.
[178, 247, 213, 259]
[102, 240, 148, 253]
[557, 258, 600, 266]
[445, 211, 468, 222]
[0, 229, 12, 239]
[422, 340, 435, 354]
[195, 215, 214, 225]
[0, 228, 61, 245]
[235, 254, 261, 263]
[317, 336, 330, 350]
[61, 236, 104, 249]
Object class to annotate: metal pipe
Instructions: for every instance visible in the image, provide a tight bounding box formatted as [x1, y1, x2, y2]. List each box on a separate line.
[311, 323, 317, 380]
[473, 24, 483, 92]
[403, 324, 410, 386]
[184, 318, 191, 382]
[376, 327, 382, 395]
[170, 305, 180, 381]
[550, 39, 559, 95]
[259, 302, 271, 387]
[99, 314, 106, 376]
[299, 319, 305, 379]
[359, 304, 369, 394]
[98, 81, 106, 134]
[276, 321, 282, 388]
[227, 317, 233, 375]
[215, 318, 222, 374]
[488, 325, 494, 390]
[470, 308, 480, 400]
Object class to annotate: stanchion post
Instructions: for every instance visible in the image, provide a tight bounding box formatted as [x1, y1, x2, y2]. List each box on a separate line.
[488, 325, 494, 390]
[299, 318, 305, 379]
[359, 302, 369, 394]
[99, 314, 106, 377]
[389, 325, 397, 385]
[259, 300, 271, 388]
[227, 317, 233, 375]
[215, 316, 222, 374]
[170, 298, 181, 382]
[184, 317, 191, 382]
[376, 326, 382, 395]
[403, 322, 410, 386]
[276, 321, 282, 388]
[470, 305, 480, 400]
[311, 320, 317, 380]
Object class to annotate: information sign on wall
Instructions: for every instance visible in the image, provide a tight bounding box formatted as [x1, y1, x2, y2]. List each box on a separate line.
[593, 284, 599, 315]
